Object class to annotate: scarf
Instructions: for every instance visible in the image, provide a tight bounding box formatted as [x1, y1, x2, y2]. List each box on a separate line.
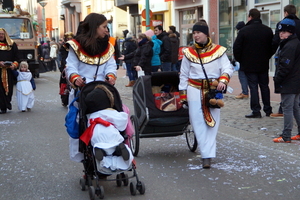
[138, 38, 148, 46]
[80, 117, 112, 145]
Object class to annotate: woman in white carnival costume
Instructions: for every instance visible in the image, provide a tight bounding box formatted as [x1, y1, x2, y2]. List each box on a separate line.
[179, 20, 233, 168]
[66, 13, 117, 162]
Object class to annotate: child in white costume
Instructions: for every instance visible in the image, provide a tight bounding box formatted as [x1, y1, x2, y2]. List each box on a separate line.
[14, 61, 35, 112]
[80, 84, 133, 173]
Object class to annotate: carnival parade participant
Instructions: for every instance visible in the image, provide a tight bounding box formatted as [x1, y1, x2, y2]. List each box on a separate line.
[179, 21, 233, 168]
[13, 61, 35, 112]
[59, 32, 74, 107]
[65, 13, 117, 162]
[0, 28, 19, 114]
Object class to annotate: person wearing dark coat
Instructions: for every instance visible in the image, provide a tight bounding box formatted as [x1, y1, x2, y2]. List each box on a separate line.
[37, 41, 46, 73]
[272, 5, 300, 54]
[59, 32, 74, 107]
[272, 17, 300, 143]
[154, 25, 172, 71]
[270, 4, 300, 118]
[42, 42, 51, 71]
[169, 25, 180, 39]
[120, 33, 153, 76]
[168, 31, 179, 72]
[233, 8, 273, 118]
[0, 28, 19, 114]
[121, 32, 138, 87]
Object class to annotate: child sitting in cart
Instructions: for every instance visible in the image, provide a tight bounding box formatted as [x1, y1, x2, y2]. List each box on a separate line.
[80, 84, 133, 172]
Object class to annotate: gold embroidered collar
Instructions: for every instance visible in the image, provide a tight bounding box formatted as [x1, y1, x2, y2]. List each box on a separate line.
[67, 39, 114, 65]
[0, 42, 12, 51]
[183, 43, 227, 64]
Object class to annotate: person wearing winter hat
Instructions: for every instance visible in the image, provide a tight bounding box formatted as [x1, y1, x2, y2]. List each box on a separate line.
[179, 20, 233, 168]
[144, 29, 154, 38]
[235, 21, 245, 31]
[271, 5, 300, 119]
[145, 29, 162, 72]
[272, 16, 300, 143]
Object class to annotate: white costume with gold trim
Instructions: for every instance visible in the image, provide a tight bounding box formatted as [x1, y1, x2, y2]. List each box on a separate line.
[179, 43, 233, 159]
[66, 40, 117, 162]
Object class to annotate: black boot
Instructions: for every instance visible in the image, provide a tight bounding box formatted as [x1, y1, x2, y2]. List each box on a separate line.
[202, 158, 211, 169]
[113, 143, 130, 161]
[94, 147, 106, 161]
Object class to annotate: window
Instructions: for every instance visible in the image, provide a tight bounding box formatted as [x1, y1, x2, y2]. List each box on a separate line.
[0, 18, 33, 39]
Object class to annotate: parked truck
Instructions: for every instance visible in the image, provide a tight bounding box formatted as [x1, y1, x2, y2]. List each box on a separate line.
[0, 13, 40, 77]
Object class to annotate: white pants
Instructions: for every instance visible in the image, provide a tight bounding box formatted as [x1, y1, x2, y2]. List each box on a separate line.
[187, 86, 220, 158]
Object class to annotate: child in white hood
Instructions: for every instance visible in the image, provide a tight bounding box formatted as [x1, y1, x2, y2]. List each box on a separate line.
[80, 84, 133, 173]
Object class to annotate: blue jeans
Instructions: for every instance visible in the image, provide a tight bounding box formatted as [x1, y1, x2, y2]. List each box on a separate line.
[171, 63, 177, 72]
[238, 70, 248, 95]
[126, 63, 136, 81]
[152, 65, 160, 72]
[161, 62, 171, 72]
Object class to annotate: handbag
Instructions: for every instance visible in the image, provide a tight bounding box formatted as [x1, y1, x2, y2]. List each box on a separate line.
[197, 52, 225, 109]
[65, 96, 79, 138]
[154, 92, 182, 111]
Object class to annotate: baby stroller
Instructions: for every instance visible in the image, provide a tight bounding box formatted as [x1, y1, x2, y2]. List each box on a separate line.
[77, 81, 145, 199]
[130, 71, 197, 156]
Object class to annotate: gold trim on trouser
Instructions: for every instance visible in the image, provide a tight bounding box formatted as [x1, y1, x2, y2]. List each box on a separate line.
[1, 67, 9, 95]
[201, 88, 216, 127]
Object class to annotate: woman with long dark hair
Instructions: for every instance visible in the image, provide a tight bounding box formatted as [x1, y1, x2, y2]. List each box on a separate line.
[66, 13, 117, 162]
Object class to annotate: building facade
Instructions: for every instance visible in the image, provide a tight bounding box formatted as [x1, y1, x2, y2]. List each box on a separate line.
[33, 0, 300, 70]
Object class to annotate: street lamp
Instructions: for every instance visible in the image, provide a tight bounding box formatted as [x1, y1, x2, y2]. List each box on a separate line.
[38, 0, 48, 41]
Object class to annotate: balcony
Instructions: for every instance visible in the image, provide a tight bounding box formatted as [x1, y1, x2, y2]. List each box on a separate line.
[114, 0, 138, 11]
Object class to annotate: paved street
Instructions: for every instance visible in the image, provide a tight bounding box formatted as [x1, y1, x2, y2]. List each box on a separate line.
[1, 69, 300, 200]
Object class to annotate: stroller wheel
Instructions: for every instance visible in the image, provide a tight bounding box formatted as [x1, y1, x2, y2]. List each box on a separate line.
[130, 115, 140, 156]
[185, 124, 198, 152]
[96, 186, 105, 199]
[89, 186, 95, 200]
[80, 178, 86, 191]
[116, 174, 122, 187]
[137, 181, 146, 194]
[122, 173, 129, 186]
[130, 181, 137, 196]
[87, 175, 93, 186]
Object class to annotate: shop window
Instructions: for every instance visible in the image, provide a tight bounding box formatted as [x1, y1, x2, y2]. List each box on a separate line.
[219, 0, 246, 57]
[289, 0, 300, 17]
[182, 10, 196, 25]
[270, 10, 280, 30]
